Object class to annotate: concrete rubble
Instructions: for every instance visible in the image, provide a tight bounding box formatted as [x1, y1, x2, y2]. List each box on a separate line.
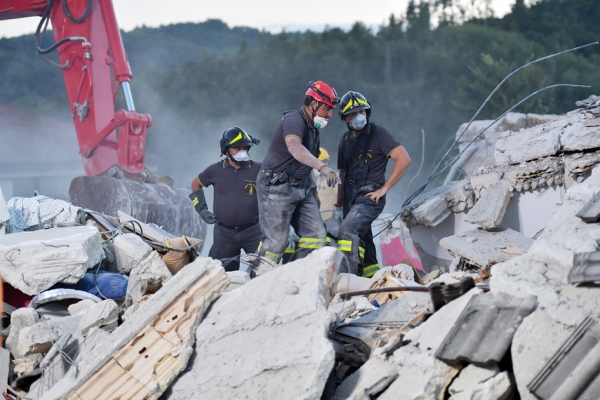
[2, 96, 600, 399]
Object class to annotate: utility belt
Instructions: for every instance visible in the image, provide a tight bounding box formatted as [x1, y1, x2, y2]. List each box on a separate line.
[262, 169, 307, 186]
[218, 220, 258, 232]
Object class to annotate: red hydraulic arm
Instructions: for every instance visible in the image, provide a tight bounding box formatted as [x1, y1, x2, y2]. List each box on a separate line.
[0, 0, 151, 175]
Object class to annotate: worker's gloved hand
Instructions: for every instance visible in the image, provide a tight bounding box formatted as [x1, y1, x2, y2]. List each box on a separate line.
[334, 207, 344, 224]
[199, 209, 217, 224]
[319, 165, 339, 188]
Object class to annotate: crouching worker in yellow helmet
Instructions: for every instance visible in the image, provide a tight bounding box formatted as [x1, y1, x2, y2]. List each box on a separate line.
[189, 127, 262, 272]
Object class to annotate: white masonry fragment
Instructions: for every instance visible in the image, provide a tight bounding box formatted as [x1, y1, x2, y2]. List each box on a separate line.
[465, 180, 512, 229]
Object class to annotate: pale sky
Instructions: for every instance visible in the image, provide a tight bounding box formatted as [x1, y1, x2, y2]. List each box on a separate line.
[0, 0, 517, 38]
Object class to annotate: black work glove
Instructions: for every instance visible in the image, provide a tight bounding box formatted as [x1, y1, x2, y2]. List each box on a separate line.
[200, 209, 217, 224]
[319, 165, 340, 188]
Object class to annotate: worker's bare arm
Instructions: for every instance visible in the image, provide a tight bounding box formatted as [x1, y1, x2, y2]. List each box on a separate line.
[284, 135, 325, 171]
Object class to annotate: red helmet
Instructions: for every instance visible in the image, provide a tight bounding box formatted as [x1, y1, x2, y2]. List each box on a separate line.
[305, 81, 340, 108]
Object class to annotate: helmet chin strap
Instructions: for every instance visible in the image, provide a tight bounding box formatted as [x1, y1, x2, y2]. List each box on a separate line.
[311, 101, 323, 118]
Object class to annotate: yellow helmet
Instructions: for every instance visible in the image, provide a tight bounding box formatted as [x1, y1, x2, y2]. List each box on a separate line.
[318, 147, 330, 161]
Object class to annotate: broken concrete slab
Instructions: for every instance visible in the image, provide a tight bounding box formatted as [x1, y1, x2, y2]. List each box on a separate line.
[42, 256, 228, 400]
[167, 247, 342, 400]
[0, 226, 104, 295]
[225, 270, 251, 291]
[16, 315, 83, 358]
[465, 181, 512, 229]
[511, 308, 574, 400]
[126, 250, 172, 305]
[449, 371, 513, 400]
[448, 364, 500, 395]
[333, 357, 399, 400]
[111, 233, 152, 274]
[440, 228, 534, 269]
[413, 195, 451, 227]
[5, 308, 40, 358]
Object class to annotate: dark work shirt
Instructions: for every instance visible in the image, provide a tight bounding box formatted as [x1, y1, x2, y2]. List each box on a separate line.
[337, 123, 402, 186]
[261, 108, 320, 179]
[197, 159, 261, 228]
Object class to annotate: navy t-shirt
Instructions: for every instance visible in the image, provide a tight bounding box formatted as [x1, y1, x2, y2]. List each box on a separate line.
[198, 160, 261, 228]
[261, 108, 320, 179]
[337, 123, 402, 186]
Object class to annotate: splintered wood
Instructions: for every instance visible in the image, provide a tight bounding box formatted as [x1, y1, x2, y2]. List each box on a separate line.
[67, 266, 228, 400]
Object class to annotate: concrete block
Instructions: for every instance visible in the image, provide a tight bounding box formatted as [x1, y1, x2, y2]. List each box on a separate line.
[470, 172, 502, 198]
[167, 247, 342, 400]
[0, 226, 104, 295]
[43, 256, 229, 400]
[112, 234, 152, 274]
[225, 270, 251, 291]
[465, 181, 512, 229]
[413, 195, 451, 227]
[68, 299, 96, 316]
[5, 308, 39, 358]
[126, 250, 172, 305]
[77, 300, 119, 336]
[449, 371, 512, 400]
[449, 364, 500, 395]
[561, 120, 600, 152]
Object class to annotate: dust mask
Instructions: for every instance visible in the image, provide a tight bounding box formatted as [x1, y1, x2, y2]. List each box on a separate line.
[232, 150, 249, 162]
[314, 116, 329, 129]
[348, 113, 367, 131]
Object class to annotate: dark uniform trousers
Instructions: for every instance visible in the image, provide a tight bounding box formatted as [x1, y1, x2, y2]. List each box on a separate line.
[208, 222, 262, 272]
[338, 181, 385, 276]
[256, 171, 327, 264]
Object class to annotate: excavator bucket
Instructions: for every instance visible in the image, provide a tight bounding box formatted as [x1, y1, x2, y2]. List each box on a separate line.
[69, 174, 206, 244]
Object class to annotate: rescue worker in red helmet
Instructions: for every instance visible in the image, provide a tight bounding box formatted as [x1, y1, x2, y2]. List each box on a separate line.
[253, 80, 340, 275]
[335, 91, 411, 277]
[190, 127, 262, 272]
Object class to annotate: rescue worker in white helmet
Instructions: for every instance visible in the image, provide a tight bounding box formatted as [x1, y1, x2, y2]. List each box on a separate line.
[190, 127, 262, 272]
[335, 91, 411, 277]
[253, 80, 340, 275]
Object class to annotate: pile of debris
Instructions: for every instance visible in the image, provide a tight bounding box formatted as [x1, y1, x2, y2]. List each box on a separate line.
[1, 95, 599, 399]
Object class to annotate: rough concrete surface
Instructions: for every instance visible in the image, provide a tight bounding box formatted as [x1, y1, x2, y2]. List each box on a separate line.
[112, 233, 152, 274]
[449, 364, 500, 395]
[413, 195, 451, 227]
[168, 247, 342, 400]
[440, 228, 534, 269]
[16, 315, 82, 358]
[465, 181, 512, 229]
[333, 357, 399, 400]
[448, 371, 512, 400]
[0, 226, 103, 295]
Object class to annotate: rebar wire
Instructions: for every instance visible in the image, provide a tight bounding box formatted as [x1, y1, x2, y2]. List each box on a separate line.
[373, 82, 591, 239]
[427, 41, 598, 190]
[404, 129, 426, 199]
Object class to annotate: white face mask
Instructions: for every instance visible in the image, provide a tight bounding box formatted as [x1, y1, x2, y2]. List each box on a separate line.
[348, 113, 367, 130]
[314, 115, 329, 129]
[232, 150, 249, 162]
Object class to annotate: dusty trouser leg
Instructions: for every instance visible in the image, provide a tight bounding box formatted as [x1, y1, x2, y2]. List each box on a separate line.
[338, 188, 385, 275]
[292, 180, 327, 260]
[209, 224, 243, 272]
[238, 223, 262, 272]
[256, 176, 298, 265]
[360, 228, 380, 278]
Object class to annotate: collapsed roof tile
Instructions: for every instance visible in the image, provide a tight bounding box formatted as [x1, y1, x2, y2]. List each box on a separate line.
[435, 292, 536, 365]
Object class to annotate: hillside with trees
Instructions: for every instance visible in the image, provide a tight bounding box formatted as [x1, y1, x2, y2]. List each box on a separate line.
[1, 0, 598, 206]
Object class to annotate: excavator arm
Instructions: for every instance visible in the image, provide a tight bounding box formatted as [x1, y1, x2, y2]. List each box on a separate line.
[0, 0, 206, 241]
[1, 0, 150, 175]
